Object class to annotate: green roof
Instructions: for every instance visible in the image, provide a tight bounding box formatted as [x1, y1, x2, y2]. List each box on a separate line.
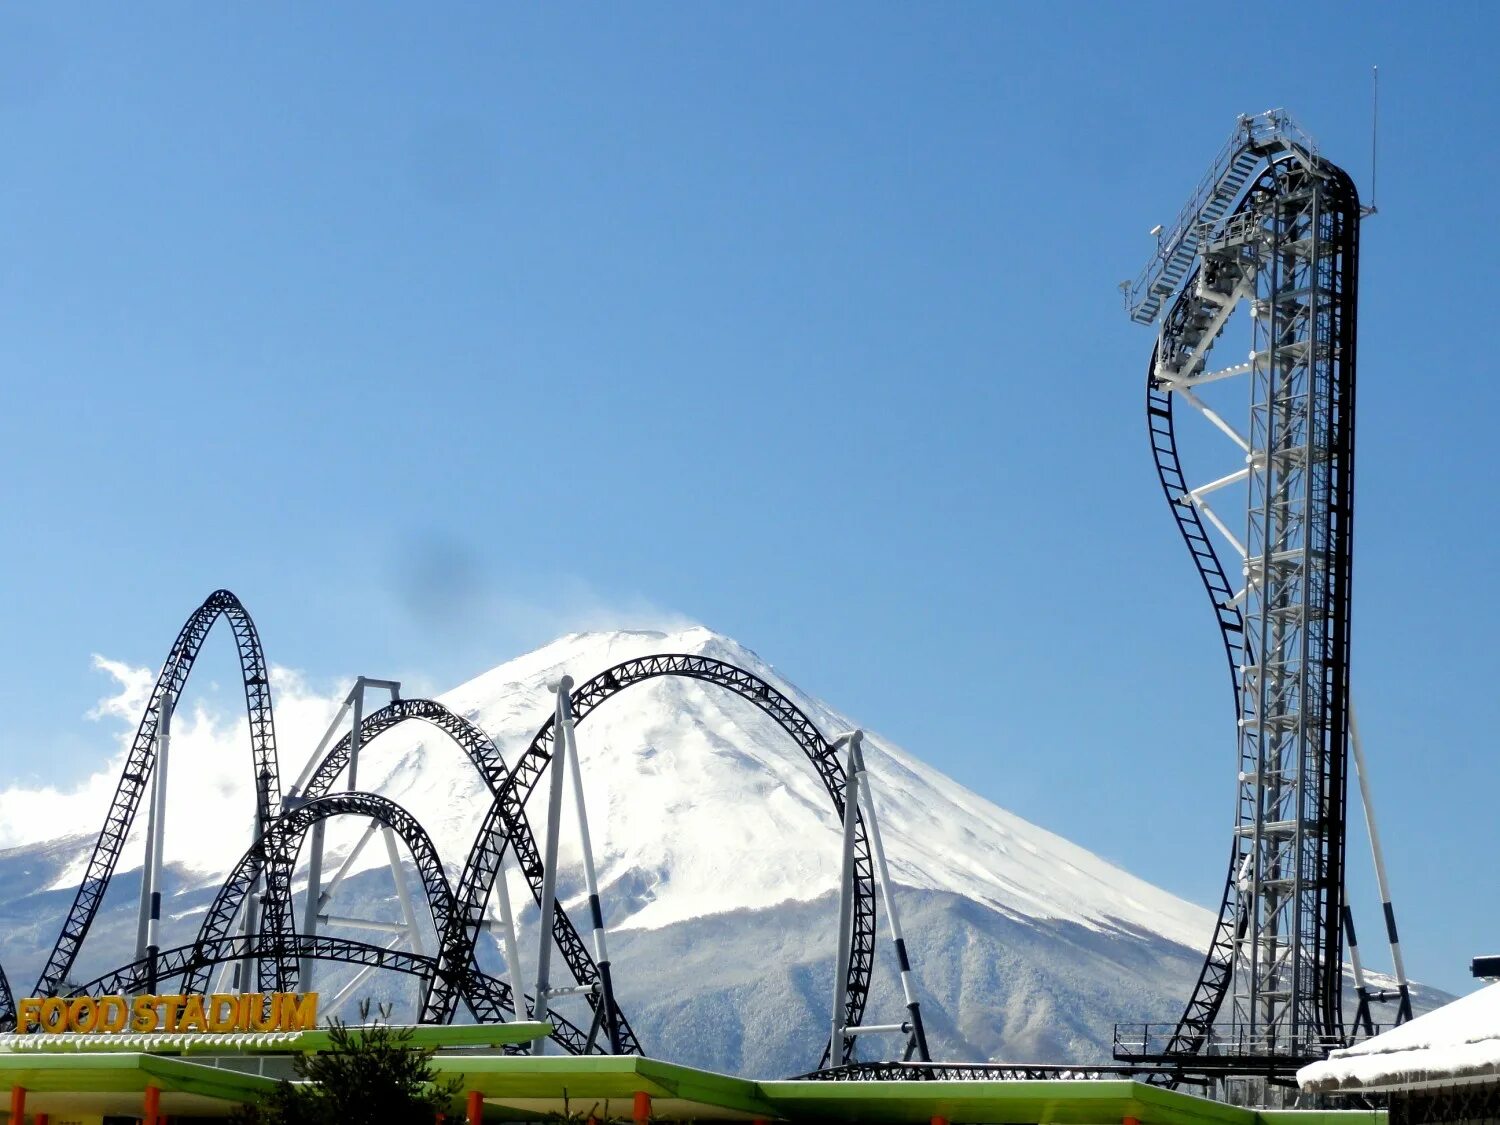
[0, 1048, 1391, 1124]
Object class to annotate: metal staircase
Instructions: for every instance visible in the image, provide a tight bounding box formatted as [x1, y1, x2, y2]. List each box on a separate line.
[1125, 110, 1316, 326]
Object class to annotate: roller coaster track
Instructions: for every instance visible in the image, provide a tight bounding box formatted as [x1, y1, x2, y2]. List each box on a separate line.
[57, 935, 600, 1055]
[1138, 121, 1361, 1067]
[9, 595, 882, 1071]
[286, 697, 636, 1050]
[33, 590, 285, 1001]
[182, 793, 461, 1001]
[0, 964, 12, 1031]
[436, 654, 875, 1068]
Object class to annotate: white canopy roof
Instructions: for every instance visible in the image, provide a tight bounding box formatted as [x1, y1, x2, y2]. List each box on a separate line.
[1300, 984, 1500, 1094]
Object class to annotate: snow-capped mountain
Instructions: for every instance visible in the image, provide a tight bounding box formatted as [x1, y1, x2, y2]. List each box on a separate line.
[0, 627, 1444, 1076]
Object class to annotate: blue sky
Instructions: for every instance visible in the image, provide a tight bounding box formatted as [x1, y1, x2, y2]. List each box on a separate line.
[1, 4, 1496, 995]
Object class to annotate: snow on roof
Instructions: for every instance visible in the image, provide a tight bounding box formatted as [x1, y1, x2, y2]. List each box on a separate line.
[1300, 983, 1500, 1093]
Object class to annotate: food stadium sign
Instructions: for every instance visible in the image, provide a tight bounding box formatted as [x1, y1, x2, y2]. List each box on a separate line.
[15, 992, 319, 1035]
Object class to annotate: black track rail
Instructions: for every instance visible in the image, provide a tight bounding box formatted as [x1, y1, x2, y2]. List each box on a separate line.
[33, 590, 284, 1000]
[438, 654, 876, 1069]
[1148, 152, 1361, 1062]
[182, 793, 461, 998]
[177, 790, 604, 1055]
[287, 698, 630, 1047]
[800, 1061, 1144, 1082]
[48, 934, 599, 1054]
[22, 599, 880, 1068]
[0, 963, 12, 1030]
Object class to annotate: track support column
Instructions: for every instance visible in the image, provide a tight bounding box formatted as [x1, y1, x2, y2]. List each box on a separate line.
[145, 693, 173, 994]
[851, 735, 930, 1062]
[829, 732, 861, 1067]
[531, 679, 573, 1055]
[558, 681, 622, 1053]
[467, 1089, 484, 1124]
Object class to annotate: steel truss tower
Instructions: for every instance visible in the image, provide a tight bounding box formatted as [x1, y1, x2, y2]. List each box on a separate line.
[1119, 111, 1370, 1073]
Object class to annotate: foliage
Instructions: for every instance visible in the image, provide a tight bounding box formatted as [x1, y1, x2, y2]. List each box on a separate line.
[234, 1017, 462, 1125]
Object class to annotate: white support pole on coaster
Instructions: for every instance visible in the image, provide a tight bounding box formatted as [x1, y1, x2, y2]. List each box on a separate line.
[531, 678, 573, 1055]
[829, 732, 861, 1067]
[382, 825, 428, 1012]
[294, 676, 400, 992]
[850, 736, 931, 1062]
[489, 856, 528, 1023]
[145, 692, 172, 994]
[558, 681, 622, 1053]
[1350, 700, 1413, 1024]
[134, 725, 161, 964]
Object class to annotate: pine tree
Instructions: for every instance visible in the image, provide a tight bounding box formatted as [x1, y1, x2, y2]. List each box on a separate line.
[235, 1017, 462, 1125]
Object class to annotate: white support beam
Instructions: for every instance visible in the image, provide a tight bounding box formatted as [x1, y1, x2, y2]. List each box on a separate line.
[1190, 467, 1250, 500]
[1184, 491, 1248, 560]
[1175, 385, 1251, 452]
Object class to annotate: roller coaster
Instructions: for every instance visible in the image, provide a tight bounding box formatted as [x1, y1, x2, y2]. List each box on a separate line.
[1111, 109, 1410, 1085]
[0, 109, 1406, 1090]
[0, 588, 930, 1072]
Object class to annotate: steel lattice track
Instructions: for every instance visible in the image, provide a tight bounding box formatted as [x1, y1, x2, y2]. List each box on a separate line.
[32, 590, 287, 1001]
[181, 793, 463, 1000]
[55, 934, 599, 1055]
[1145, 151, 1361, 1070]
[283, 697, 638, 1050]
[799, 1062, 1132, 1082]
[437, 654, 876, 1069]
[1, 593, 875, 1074]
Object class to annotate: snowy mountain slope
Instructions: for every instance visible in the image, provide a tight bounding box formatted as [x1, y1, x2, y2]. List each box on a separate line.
[0, 626, 1445, 1074]
[343, 626, 1214, 949]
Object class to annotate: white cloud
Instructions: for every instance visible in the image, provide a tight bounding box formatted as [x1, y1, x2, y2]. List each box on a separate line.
[0, 659, 349, 884]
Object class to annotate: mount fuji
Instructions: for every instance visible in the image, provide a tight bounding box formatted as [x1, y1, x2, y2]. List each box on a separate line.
[0, 626, 1443, 1077]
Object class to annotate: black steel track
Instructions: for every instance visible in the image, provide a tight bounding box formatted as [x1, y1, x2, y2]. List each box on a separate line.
[800, 1061, 1151, 1082]
[48, 934, 600, 1055]
[0, 963, 12, 1031]
[18, 597, 880, 1069]
[33, 590, 284, 1001]
[1148, 152, 1361, 1063]
[174, 790, 605, 1055]
[438, 654, 876, 1068]
[286, 698, 631, 1046]
[182, 793, 462, 999]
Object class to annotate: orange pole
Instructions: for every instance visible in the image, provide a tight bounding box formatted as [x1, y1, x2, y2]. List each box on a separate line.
[37, 1115, 51, 1125]
[9, 1086, 24, 1122]
[1124, 1118, 1141, 1125]
[144, 1083, 161, 1125]
[466, 1089, 484, 1125]
[633, 1091, 652, 1125]
[931, 1117, 949, 1125]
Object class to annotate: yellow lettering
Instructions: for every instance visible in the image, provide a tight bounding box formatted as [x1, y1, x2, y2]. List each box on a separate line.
[159, 995, 185, 1032]
[16, 998, 41, 1034]
[178, 994, 207, 1032]
[67, 996, 99, 1033]
[209, 994, 238, 1032]
[97, 995, 128, 1032]
[19, 991, 318, 1036]
[248, 993, 276, 1032]
[273, 991, 318, 1031]
[131, 994, 158, 1031]
[39, 997, 68, 1033]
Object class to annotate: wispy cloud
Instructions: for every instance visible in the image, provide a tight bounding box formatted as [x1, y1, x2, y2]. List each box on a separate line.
[0, 659, 348, 883]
